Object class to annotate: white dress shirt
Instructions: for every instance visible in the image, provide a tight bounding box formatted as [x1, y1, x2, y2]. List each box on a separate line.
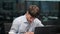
[9, 15, 44, 34]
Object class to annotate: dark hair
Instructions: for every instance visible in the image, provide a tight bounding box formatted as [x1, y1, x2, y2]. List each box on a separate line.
[28, 5, 39, 18]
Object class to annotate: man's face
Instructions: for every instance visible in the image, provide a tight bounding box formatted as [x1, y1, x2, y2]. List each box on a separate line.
[27, 14, 35, 23]
[27, 7, 39, 23]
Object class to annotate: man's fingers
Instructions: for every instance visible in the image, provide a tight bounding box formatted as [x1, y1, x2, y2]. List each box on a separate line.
[24, 32, 34, 34]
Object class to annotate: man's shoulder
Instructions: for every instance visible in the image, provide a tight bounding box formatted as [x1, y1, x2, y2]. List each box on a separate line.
[13, 15, 25, 22]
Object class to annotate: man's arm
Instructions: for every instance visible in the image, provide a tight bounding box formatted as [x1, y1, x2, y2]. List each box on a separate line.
[9, 18, 20, 34]
[38, 21, 44, 27]
[35, 18, 44, 27]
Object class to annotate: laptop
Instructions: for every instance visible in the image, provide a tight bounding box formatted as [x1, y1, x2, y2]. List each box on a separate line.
[34, 26, 57, 34]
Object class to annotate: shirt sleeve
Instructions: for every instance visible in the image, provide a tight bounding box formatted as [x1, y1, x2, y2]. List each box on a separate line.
[9, 18, 20, 34]
[38, 20, 44, 27]
[35, 18, 44, 27]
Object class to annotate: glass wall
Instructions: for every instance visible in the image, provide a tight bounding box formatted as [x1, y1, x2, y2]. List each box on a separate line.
[0, 0, 25, 22]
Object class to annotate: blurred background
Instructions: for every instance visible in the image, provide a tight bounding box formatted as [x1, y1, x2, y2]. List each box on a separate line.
[0, 0, 60, 34]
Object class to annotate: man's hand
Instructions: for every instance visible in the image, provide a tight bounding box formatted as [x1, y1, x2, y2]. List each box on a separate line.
[24, 32, 34, 34]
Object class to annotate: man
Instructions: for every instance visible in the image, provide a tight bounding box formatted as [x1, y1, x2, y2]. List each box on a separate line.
[9, 5, 44, 34]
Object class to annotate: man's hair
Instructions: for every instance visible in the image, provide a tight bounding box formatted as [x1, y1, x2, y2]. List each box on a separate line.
[27, 5, 40, 18]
